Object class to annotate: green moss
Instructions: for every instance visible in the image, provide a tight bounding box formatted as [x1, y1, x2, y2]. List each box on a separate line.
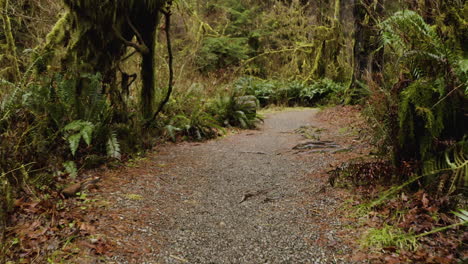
[45, 12, 71, 45]
[40, 0, 170, 118]
[0, 0, 20, 81]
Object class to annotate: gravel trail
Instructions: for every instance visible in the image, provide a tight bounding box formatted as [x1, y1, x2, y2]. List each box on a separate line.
[103, 109, 357, 263]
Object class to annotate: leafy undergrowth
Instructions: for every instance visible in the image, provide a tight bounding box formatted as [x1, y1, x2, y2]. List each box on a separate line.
[329, 158, 467, 263]
[318, 106, 466, 263]
[357, 190, 467, 264]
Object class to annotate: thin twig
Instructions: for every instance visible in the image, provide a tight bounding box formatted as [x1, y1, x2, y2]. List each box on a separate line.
[432, 83, 464, 109]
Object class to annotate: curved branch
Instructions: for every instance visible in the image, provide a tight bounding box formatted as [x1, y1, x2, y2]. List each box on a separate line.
[112, 25, 149, 55]
[126, 14, 145, 46]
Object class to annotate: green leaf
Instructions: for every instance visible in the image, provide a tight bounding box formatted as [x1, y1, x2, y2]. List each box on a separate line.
[68, 133, 82, 156]
[63, 161, 78, 179]
[452, 209, 468, 223]
[80, 124, 94, 146]
[64, 120, 85, 132]
[106, 132, 121, 160]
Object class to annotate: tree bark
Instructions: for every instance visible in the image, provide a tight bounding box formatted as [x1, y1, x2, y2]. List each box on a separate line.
[139, 14, 159, 120]
[346, 0, 384, 103]
[0, 0, 20, 82]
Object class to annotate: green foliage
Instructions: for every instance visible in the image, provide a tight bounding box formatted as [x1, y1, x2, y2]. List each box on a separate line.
[62, 161, 78, 179]
[362, 224, 418, 251]
[299, 78, 345, 105]
[159, 81, 264, 142]
[64, 120, 95, 156]
[161, 83, 223, 141]
[208, 95, 261, 129]
[452, 209, 468, 223]
[381, 10, 461, 80]
[106, 132, 121, 160]
[366, 10, 468, 186]
[196, 36, 251, 72]
[0, 73, 117, 191]
[423, 140, 468, 195]
[165, 112, 222, 141]
[234, 77, 277, 106]
[234, 76, 345, 106]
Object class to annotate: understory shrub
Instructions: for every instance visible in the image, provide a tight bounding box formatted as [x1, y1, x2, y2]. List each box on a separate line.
[234, 76, 345, 106]
[364, 10, 467, 194]
[196, 36, 251, 73]
[0, 73, 129, 225]
[208, 94, 261, 129]
[161, 82, 261, 141]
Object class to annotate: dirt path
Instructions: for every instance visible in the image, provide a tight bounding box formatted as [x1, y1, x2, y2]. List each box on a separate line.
[93, 108, 363, 263]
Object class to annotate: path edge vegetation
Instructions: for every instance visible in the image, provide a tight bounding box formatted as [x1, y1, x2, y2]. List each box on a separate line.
[0, 0, 467, 262]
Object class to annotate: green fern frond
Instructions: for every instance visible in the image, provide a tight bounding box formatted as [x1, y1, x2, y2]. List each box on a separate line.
[381, 10, 456, 78]
[165, 125, 181, 142]
[423, 141, 468, 194]
[67, 133, 82, 156]
[64, 120, 95, 155]
[452, 209, 468, 223]
[63, 161, 78, 179]
[106, 132, 121, 160]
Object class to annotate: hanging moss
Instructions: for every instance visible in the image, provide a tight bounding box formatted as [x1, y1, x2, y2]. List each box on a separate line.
[41, 0, 170, 119]
[307, 20, 347, 82]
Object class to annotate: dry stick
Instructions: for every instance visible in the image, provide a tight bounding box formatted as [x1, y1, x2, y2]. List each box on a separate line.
[431, 83, 464, 109]
[147, 9, 173, 126]
[414, 220, 467, 239]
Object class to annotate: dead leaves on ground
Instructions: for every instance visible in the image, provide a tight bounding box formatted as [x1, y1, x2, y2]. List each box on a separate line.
[5, 192, 113, 262]
[354, 190, 467, 264]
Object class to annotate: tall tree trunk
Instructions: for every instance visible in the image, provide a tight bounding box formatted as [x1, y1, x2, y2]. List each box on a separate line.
[0, 0, 20, 82]
[346, 0, 384, 103]
[140, 18, 159, 120]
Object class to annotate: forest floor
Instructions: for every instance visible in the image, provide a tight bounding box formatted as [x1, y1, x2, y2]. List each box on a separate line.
[8, 106, 464, 263]
[80, 106, 371, 263]
[6, 106, 379, 263]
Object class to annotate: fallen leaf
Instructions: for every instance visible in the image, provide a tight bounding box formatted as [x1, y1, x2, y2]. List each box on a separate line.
[421, 193, 430, 208]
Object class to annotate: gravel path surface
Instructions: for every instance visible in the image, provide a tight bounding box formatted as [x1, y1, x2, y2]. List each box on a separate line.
[102, 109, 358, 263]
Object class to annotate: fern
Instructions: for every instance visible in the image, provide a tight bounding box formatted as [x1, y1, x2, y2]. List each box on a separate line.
[452, 209, 468, 223]
[67, 134, 82, 156]
[380, 10, 466, 169]
[164, 125, 181, 142]
[381, 10, 453, 71]
[64, 120, 95, 156]
[106, 132, 121, 160]
[423, 140, 468, 194]
[63, 161, 78, 179]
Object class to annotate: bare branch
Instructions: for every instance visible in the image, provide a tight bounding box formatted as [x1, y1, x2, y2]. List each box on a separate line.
[112, 25, 149, 55]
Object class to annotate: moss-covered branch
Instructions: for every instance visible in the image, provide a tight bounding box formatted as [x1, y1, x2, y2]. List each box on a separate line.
[0, 0, 20, 82]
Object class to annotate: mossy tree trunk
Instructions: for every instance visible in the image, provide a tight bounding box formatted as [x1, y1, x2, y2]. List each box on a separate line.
[139, 14, 159, 120]
[42, 0, 168, 119]
[346, 0, 384, 103]
[0, 0, 20, 82]
[308, 0, 352, 82]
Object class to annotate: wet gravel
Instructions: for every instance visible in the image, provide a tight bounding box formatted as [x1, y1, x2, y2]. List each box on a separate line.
[106, 109, 359, 263]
